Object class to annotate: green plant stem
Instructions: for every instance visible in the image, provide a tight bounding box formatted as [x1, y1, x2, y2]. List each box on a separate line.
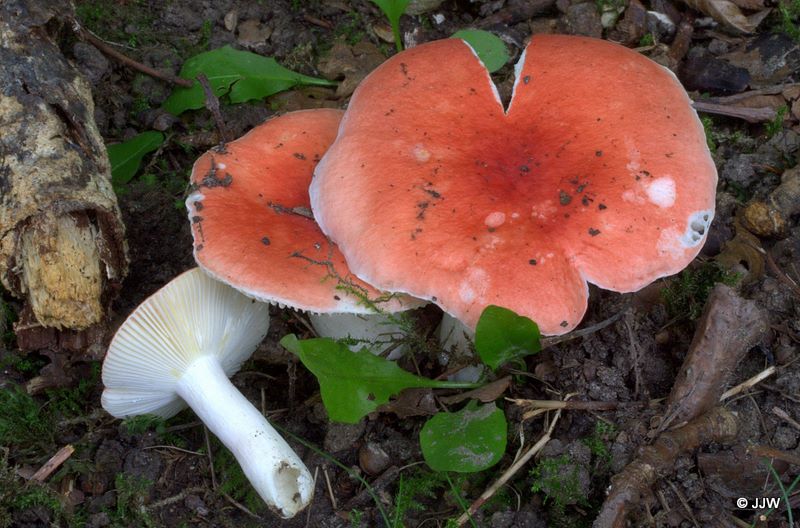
[446, 474, 477, 528]
[392, 25, 402, 52]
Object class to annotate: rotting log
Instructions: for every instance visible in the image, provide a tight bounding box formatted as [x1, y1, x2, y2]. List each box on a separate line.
[0, 0, 128, 348]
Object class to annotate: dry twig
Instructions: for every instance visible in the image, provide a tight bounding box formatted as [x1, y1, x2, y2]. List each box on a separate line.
[30, 444, 74, 482]
[72, 21, 193, 87]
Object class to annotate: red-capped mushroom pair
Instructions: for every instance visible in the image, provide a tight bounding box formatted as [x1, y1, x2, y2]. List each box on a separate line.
[184, 34, 716, 343]
[101, 34, 716, 518]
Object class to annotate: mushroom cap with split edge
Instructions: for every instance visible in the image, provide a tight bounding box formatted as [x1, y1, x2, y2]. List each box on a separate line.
[309, 35, 718, 335]
[186, 108, 420, 316]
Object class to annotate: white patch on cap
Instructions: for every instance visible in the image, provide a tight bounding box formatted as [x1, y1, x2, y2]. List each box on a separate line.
[625, 138, 642, 174]
[458, 267, 488, 304]
[657, 209, 714, 256]
[511, 212, 520, 219]
[530, 200, 557, 220]
[680, 209, 713, 247]
[217, 162, 227, 169]
[412, 144, 431, 162]
[484, 211, 506, 228]
[645, 177, 676, 208]
[622, 190, 645, 204]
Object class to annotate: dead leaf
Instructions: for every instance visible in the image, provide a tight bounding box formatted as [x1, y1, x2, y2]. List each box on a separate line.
[378, 387, 438, 418]
[728, 0, 764, 10]
[714, 218, 765, 285]
[438, 376, 511, 405]
[680, 0, 769, 33]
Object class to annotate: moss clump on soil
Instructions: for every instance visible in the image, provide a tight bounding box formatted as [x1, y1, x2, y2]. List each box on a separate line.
[581, 420, 617, 471]
[531, 454, 590, 512]
[662, 262, 740, 320]
[0, 451, 66, 528]
[0, 387, 55, 454]
[112, 473, 156, 527]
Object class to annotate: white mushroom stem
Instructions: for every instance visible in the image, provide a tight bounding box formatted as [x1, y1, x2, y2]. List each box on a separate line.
[308, 312, 409, 359]
[177, 355, 313, 518]
[437, 313, 484, 383]
[438, 312, 474, 354]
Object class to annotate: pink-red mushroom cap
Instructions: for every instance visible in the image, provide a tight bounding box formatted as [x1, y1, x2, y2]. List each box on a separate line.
[310, 35, 717, 335]
[186, 109, 419, 315]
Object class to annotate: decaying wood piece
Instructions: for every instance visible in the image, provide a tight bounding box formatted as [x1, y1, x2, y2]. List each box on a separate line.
[593, 407, 739, 528]
[660, 284, 768, 431]
[0, 0, 127, 337]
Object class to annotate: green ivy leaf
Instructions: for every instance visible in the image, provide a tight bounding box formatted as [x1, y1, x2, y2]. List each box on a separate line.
[163, 46, 336, 115]
[420, 401, 507, 472]
[281, 334, 475, 424]
[452, 29, 509, 73]
[370, 0, 410, 51]
[474, 305, 541, 370]
[107, 131, 164, 187]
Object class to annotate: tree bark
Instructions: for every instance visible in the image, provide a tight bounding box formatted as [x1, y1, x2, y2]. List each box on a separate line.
[0, 0, 128, 347]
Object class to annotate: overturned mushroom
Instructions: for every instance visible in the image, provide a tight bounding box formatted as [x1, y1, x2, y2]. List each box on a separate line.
[186, 109, 423, 354]
[101, 268, 313, 518]
[311, 35, 717, 335]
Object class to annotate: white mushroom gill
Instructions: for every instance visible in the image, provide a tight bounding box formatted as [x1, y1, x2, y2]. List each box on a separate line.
[101, 268, 313, 518]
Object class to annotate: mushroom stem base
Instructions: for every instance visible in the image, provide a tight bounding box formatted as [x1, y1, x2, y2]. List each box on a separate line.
[176, 355, 313, 518]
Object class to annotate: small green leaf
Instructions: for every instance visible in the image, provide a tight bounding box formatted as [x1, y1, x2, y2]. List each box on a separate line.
[107, 131, 164, 187]
[281, 334, 475, 424]
[474, 305, 541, 370]
[163, 46, 336, 115]
[420, 401, 507, 472]
[371, 0, 410, 51]
[452, 29, 509, 73]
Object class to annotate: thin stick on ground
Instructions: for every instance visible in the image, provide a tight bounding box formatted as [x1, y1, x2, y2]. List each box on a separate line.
[203, 426, 217, 490]
[146, 486, 206, 511]
[197, 73, 231, 144]
[540, 304, 629, 348]
[455, 406, 565, 526]
[71, 22, 193, 88]
[323, 466, 337, 510]
[720, 366, 776, 401]
[509, 397, 645, 421]
[30, 444, 74, 482]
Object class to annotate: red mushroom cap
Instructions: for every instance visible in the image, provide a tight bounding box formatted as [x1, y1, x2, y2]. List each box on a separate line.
[310, 35, 717, 334]
[187, 109, 416, 314]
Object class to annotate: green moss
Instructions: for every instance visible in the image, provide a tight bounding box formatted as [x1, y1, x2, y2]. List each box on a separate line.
[391, 469, 449, 527]
[44, 361, 101, 421]
[0, 451, 65, 528]
[581, 421, 616, 471]
[531, 455, 588, 511]
[335, 11, 366, 45]
[0, 387, 54, 454]
[662, 261, 740, 319]
[765, 105, 788, 138]
[701, 115, 717, 152]
[779, 0, 800, 40]
[638, 33, 655, 46]
[111, 473, 155, 527]
[214, 444, 264, 514]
